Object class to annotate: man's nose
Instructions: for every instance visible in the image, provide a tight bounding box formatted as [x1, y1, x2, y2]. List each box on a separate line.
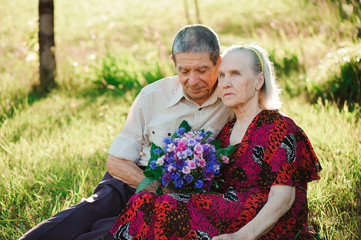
[188, 72, 200, 86]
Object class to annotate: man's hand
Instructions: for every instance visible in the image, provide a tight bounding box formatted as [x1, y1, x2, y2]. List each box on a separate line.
[107, 154, 157, 193]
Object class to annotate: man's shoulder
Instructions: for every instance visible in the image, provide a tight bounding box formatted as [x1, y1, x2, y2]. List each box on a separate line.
[141, 75, 179, 93]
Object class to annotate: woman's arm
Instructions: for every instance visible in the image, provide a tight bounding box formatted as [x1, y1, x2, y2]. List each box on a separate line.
[212, 185, 295, 240]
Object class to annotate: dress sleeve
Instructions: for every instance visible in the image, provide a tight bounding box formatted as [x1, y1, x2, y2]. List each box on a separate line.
[271, 119, 322, 187]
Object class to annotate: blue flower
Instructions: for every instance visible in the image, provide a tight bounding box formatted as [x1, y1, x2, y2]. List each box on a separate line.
[183, 148, 193, 157]
[176, 127, 185, 136]
[195, 180, 203, 189]
[184, 174, 193, 183]
[150, 160, 157, 169]
[163, 137, 172, 144]
[153, 148, 163, 154]
[174, 179, 184, 188]
[171, 171, 181, 181]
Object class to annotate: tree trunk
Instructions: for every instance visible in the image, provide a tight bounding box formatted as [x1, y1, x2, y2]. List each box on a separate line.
[38, 0, 56, 92]
[194, 0, 202, 24]
[183, 0, 191, 24]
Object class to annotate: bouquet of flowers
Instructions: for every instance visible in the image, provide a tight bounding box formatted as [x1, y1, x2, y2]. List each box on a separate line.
[136, 120, 235, 195]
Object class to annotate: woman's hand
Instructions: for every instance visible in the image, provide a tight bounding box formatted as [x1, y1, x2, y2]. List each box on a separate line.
[212, 233, 235, 240]
[212, 231, 254, 240]
[213, 185, 295, 240]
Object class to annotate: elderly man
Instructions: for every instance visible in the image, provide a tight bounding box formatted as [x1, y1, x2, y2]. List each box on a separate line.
[20, 24, 234, 240]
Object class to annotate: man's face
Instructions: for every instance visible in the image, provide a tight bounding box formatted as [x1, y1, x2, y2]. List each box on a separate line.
[175, 52, 220, 106]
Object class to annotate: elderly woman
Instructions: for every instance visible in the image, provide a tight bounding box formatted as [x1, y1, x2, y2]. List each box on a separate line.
[109, 45, 322, 240]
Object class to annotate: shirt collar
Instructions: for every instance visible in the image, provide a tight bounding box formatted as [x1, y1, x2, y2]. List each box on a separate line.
[166, 78, 222, 108]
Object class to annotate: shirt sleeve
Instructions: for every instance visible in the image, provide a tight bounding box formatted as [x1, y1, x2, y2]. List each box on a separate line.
[271, 120, 322, 187]
[108, 90, 146, 163]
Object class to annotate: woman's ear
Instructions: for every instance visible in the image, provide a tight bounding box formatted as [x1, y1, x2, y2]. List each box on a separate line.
[256, 72, 265, 91]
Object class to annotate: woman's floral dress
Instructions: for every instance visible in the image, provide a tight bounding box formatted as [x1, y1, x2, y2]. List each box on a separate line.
[110, 110, 322, 240]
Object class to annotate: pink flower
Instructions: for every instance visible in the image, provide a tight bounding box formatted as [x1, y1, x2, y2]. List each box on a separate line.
[167, 143, 175, 152]
[213, 164, 220, 171]
[198, 158, 206, 168]
[186, 160, 197, 169]
[156, 157, 164, 166]
[177, 141, 187, 151]
[195, 136, 202, 141]
[185, 132, 194, 138]
[168, 165, 175, 172]
[221, 156, 229, 164]
[194, 143, 203, 153]
[182, 166, 191, 174]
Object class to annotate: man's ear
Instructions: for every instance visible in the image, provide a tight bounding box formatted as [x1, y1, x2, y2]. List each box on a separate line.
[217, 56, 221, 65]
[256, 72, 265, 91]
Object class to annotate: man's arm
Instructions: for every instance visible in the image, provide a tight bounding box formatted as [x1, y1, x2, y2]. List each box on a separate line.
[106, 154, 158, 192]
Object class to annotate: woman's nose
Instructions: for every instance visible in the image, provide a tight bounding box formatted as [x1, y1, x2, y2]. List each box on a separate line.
[220, 76, 230, 88]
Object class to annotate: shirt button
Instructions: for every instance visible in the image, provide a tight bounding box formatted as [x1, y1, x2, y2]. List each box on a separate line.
[199, 108, 202, 111]
[152, 131, 155, 134]
[168, 133, 171, 136]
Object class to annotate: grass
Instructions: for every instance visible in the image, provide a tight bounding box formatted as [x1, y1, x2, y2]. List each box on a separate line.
[1, 0, 361, 239]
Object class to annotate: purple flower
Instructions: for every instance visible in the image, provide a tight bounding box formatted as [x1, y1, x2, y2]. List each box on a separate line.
[162, 172, 172, 186]
[204, 169, 214, 180]
[195, 180, 203, 189]
[206, 136, 214, 142]
[187, 138, 197, 147]
[184, 174, 193, 183]
[183, 148, 193, 157]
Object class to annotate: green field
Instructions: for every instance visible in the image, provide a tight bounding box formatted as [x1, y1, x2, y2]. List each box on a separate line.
[1, 0, 360, 239]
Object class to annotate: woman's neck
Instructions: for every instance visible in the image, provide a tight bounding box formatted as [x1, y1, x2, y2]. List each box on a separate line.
[233, 101, 262, 128]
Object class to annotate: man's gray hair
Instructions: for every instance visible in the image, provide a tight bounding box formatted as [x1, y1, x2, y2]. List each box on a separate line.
[171, 24, 220, 66]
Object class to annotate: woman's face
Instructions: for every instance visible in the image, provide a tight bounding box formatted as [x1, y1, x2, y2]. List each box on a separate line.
[218, 50, 262, 109]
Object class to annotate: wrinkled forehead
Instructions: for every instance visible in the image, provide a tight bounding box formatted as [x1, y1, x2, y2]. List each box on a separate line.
[175, 52, 214, 67]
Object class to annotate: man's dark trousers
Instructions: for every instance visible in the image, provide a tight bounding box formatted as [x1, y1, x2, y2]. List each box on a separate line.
[19, 171, 135, 240]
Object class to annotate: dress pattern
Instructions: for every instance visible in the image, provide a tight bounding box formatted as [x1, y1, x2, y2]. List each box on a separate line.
[110, 110, 322, 240]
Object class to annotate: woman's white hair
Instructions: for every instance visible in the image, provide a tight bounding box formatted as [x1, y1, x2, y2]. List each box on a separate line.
[221, 44, 282, 110]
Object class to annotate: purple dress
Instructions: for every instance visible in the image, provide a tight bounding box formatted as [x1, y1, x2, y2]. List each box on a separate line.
[110, 110, 322, 240]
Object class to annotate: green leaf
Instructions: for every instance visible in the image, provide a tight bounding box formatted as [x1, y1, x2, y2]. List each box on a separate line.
[178, 120, 191, 132]
[136, 176, 156, 194]
[210, 139, 221, 149]
[171, 120, 192, 139]
[150, 142, 162, 160]
[143, 168, 155, 177]
[215, 145, 236, 158]
[156, 185, 163, 196]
